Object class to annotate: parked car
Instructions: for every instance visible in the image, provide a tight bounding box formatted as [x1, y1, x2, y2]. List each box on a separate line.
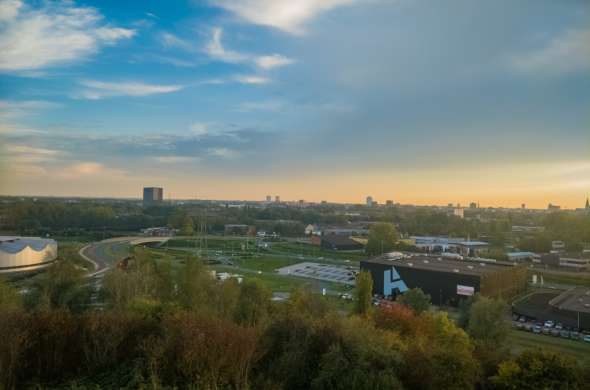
[583, 335, 590, 343]
[560, 330, 570, 339]
[516, 322, 525, 330]
[340, 293, 353, 300]
[550, 329, 560, 337]
[542, 327, 551, 335]
[544, 320, 554, 328]
[555, 323, 563, 330]
[518, 316, 527, 323]
[524, 323, 533, 332]
[570, 331, 580, 340]
[533, 325, 542, 334]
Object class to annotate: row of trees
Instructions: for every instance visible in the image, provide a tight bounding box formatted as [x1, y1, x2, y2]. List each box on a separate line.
[1, 248, 588, 389]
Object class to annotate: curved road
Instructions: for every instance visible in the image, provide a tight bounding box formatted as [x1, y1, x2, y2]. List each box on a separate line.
[78, 236, 169, 305]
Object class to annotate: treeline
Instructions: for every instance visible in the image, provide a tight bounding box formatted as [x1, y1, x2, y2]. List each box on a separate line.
[2, 199, 589, 249]
[1, 249, 589, 389]
[2, 200, 168, 236]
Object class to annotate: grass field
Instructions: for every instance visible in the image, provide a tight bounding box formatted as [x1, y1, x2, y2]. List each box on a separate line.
[508, 329, 590, 363]
[528, 269, 590, 288]
[231, 255, 301, 272]
[165, 237, 366, 264]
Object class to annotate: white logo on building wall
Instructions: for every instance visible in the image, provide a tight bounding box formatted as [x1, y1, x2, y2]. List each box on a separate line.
[457, 285, 475, 296]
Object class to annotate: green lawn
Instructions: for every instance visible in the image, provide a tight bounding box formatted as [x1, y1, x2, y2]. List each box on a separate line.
[269, 241, 365, 262]
[508, 329, 590, 363]
[528, 269, 590, 287]
[231, 255, 300, 272]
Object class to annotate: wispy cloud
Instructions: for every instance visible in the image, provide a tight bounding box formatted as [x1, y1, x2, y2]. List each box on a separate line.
[76, 80, 183, 99]
[154, 155, 199, 164]
[204, 27, 294, 71]
[255, 54, 295, 69]
[190, 122, 210, 137]
[0, 100, 60, 120]
[237, 100, 284, 112]
[0, 0, 135, 72]
[4, 144, 61, 163]
[511, 29, 590, 75]
[56, 162, 127, 179]
[210, 0, 360, 35]
[233, 75, 271, 84]
[0, 0, 22, 22]
[205, 27, 249, 63]
[159, 31, 194, 52]
[207, 147, 240, 159]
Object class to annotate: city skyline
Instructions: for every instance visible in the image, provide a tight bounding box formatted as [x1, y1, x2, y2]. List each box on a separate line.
[1, 0, 589, 208]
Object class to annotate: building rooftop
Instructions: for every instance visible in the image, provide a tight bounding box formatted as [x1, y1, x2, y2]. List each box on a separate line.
[549, 287, 590, 314]
[0, 236, 56, 254]
[364, 253, 514, 276]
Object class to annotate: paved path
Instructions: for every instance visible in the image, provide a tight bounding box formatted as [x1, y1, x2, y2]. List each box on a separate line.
[78, 236, 170, 305]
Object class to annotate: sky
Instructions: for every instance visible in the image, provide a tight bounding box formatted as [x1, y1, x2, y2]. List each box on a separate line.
[0, 0, 589, 208]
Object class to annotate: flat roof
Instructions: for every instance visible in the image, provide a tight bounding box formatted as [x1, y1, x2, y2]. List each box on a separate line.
[549, 287, 590, 314]
[363, 254, 514, 277]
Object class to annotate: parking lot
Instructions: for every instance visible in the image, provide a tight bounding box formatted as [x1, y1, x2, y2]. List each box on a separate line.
[277, 262, 357, 285]
[512, 315, 590, 343]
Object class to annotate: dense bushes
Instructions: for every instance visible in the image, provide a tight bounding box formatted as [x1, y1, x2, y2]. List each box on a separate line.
[1, 249, 589, 389]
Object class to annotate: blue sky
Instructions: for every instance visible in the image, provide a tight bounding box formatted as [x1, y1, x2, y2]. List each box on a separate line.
[0, 0, 589, 207]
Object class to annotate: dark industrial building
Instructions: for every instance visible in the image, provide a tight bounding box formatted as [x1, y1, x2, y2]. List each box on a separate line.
[321, 235, 364, 251]
[143, 187, 163, 205]
[361, 254, 527, 306]
[513, 287, 590, 330]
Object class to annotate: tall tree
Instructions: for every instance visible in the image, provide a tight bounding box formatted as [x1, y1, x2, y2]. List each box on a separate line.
[491, 350, 585, 390]
[365, 223, 400, 256]
[354, 271, 373, 317]
[397, 288, 431, 314]
[180, 215, 194, 236]
[234, 279, 271, 327]
[467, 296, 509, 346]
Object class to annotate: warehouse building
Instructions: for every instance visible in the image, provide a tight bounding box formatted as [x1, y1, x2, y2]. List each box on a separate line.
[0, 236, 58, 273]
[361, 253, 527, 306]
[320, 235, 364, 251]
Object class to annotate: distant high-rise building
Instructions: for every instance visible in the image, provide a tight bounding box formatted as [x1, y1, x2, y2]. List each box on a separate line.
[266, 195, 272, 202]
[521, 203, 526, 209]
[386, 200, 393, 206]
[586, 198, 589, 210]
[469, 202, 477, 209]
[547, 203, 560, 211]
[275, 195, 280, 203]
[366, 196, 374, 207]
[143, 187, 163, 204]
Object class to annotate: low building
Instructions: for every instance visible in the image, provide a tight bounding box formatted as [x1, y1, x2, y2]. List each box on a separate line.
[0, 236, 58, 273]
[304, 224, 321, 235]
[321, 235, 364, 251]
[559, 257, 590, 271]
[224, 224, 251, 236]
[141, 227, 175, 237]
[507, 252, 536, 262]
[323, 227, 369, 236]
[455, 241, 489, 257]
[361, 253, 527, 306]
[552, 241, 566, 251]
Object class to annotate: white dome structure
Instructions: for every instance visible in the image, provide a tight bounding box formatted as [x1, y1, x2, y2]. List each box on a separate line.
[0, 236, 58, 273]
